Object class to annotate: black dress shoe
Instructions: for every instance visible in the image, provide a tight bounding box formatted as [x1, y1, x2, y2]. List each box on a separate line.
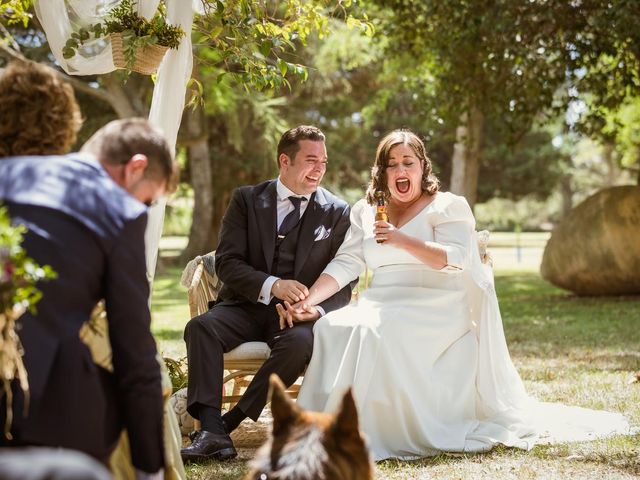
[180, 430, 237, 463]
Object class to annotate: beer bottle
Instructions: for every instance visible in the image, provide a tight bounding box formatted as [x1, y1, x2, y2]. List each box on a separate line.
[374, 191, 388, 244]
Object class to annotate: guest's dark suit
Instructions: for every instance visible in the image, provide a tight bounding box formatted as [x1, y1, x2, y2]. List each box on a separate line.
[0, 154, 164, 473]
[185, 179, 354, 420]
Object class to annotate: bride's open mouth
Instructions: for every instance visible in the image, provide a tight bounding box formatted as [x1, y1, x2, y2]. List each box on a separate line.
[396, 178, 410, 194]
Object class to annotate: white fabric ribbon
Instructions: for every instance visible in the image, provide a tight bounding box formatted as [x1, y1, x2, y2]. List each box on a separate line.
[34, 0, 195, 279]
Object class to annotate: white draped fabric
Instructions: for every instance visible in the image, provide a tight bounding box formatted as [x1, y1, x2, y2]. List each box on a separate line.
[297, 193, 630, 461]
[34, 0, 197, 277]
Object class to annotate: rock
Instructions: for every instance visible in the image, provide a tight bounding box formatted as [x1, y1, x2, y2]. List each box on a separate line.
[540, 186, 640, 296]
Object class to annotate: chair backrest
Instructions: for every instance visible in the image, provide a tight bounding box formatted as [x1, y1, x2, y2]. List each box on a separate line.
[183, 252, 221, 318]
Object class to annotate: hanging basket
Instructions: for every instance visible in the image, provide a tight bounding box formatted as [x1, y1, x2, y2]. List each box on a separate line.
[110, 33, 169, 75]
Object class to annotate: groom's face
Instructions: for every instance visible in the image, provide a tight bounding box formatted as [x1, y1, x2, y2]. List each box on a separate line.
[279, 140, 328, 195]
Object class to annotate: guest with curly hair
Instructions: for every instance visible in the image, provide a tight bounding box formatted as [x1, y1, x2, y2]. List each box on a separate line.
[0, 61, 82, 157]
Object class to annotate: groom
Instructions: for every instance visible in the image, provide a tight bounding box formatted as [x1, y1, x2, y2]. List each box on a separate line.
[181, 125, 355, 462]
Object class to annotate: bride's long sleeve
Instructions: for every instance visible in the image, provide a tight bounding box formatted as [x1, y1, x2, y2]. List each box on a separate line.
[432, 195, 476, 270]
[322, 199, 369, 290]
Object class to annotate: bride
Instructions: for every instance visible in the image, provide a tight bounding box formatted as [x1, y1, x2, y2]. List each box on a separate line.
[277, 129, 630, 461]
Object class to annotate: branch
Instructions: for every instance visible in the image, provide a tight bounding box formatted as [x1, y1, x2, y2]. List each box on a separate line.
[0, 41, 23, 61]
[0, 22, 21, 52]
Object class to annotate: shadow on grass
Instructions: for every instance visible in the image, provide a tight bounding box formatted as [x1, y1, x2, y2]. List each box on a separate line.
[379, 435, 640, 477]
[496, 272, 640, 355]
[532, 434, 640, 477]
[378, 446, 514, 470]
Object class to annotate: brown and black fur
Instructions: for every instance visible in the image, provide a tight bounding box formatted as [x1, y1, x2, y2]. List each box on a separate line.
[245, 375, 374, 480]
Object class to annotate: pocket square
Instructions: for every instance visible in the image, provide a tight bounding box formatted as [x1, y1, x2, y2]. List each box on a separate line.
[314, 225, 331, 241]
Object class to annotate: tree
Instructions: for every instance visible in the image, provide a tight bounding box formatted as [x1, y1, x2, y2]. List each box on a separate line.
[1, 1, 371, 261]
[370, 1, 578, 207]
[563, 0, 640, 184]
[367, 0, 640, 208]
[177, 2, 372, 260]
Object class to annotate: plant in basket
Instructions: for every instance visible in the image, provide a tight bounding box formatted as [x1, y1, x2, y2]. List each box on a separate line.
[62, 0, 185, 75]
[0, 206, 56, 438]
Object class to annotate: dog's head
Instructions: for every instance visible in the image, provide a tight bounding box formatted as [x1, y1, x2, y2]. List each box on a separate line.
[246, 374, 374, 480]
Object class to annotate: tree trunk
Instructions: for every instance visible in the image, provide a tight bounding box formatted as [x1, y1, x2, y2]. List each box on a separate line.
[602, 143, 620, 187]
[449, 107, 484, 209]
[180, 107, 215, 263]
[101, 74, 141, 118]
[560, 175, 573, 218]
[636, 146, 640, 186]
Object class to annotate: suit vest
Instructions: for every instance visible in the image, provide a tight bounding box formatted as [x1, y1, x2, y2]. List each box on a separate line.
[272, 210, 306, 279]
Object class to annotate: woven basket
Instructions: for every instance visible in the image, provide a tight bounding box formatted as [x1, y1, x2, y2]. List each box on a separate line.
[110, 32, 169, 75]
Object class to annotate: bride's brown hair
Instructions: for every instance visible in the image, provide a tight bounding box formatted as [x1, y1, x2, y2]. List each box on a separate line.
[365, 129, 440, 205]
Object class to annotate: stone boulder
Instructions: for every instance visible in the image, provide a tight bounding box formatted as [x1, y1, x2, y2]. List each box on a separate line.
[541, 185, 640, 296]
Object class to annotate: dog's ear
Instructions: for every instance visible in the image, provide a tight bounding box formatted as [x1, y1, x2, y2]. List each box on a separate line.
[332, 388, 360, 438]
[269, 374, 300, 435]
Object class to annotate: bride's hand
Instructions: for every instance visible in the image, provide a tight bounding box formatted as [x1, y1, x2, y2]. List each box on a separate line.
[374, 220, 405, 247]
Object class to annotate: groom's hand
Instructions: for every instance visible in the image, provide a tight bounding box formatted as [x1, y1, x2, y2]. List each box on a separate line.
[271, 279, 309, 304]
[276, 301, 320, 329]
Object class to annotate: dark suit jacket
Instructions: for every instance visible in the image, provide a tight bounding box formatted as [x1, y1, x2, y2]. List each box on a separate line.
[215, 179, 354, 313]
[0, 154, 164, 472]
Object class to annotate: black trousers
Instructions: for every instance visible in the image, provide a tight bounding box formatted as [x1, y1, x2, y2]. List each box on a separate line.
[184, 300, 314, 421]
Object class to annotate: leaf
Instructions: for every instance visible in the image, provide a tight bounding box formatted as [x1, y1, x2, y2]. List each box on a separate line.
[259, 40, 271, 57]
[62, 46, 75, 59]
[209, 25, 223, 39]
[278, 58, 287, 77]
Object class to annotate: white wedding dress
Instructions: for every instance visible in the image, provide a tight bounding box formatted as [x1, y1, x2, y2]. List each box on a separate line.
[297, 192, 630, 461]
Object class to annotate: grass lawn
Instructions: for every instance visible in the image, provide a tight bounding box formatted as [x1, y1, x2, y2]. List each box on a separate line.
[151, 251, 640, 479]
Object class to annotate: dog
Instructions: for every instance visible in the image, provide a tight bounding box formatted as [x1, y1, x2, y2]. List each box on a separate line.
[245, 374, 374, 480]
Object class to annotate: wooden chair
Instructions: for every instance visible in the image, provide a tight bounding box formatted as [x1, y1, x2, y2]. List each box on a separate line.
[182, 252, 297, 410]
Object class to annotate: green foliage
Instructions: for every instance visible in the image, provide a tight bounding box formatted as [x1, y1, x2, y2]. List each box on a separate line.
[62, 0, 185, 66]
[0, 206, 56, 316]
[1, 205, 57, 436]
[163, 356, 188, 392]
[475, 197, 560, 232]
[0, 0, 32, 27]
[193, 0, 372, 92]
[615, 98, 640, 168]
[163, 185, 193, 237]
[478, 126, 568, 202]
[371, 0, 572, 138]
[104, 0, 184, 48]
[586, 94, 640, 170]
[567, 1, 640, 132]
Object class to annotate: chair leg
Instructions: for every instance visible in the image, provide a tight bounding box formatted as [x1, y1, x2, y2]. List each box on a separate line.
[230, 376, 243, 410]
[221, 378, 228, 412]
